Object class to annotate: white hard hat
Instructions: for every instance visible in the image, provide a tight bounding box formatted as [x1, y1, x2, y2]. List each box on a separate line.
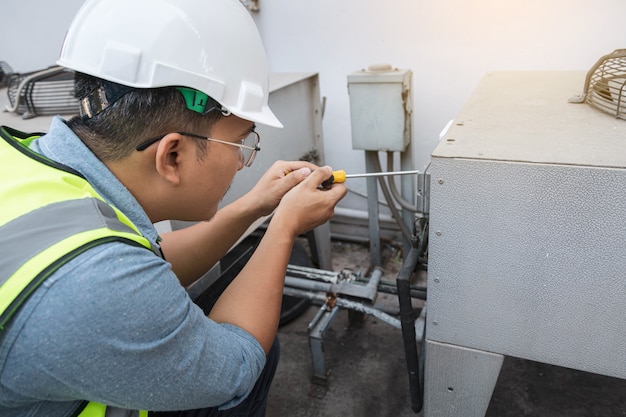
[57, 0, 282, 128]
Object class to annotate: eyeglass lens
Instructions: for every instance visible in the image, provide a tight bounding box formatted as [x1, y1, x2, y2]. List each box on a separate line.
[242, 131, 260, 166]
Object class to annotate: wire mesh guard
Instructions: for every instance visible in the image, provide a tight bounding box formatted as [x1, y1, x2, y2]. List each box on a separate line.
[0, 61, 13, 88]
[569, 49, 626, 120]
[5, 66, 78, 120]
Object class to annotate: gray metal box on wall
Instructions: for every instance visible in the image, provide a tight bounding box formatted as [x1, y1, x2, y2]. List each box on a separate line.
[424, 71, 626, 417]
[347, 65, 412, 152]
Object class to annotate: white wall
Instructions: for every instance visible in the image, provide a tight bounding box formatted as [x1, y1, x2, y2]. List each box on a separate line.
[252, 0, 626, 211]
[2, 0, 626, 213]
[1, 0, 85, 72]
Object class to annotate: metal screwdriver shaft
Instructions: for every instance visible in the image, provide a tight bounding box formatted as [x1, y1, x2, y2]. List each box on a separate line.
[344, 170, 421, 179]
[322, 169, 420, 187]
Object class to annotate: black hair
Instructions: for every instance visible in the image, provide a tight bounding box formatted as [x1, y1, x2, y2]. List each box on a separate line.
[67, 72, 223, 161]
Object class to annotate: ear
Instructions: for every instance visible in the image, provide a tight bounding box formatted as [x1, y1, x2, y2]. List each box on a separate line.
[154, 133, 185, 185]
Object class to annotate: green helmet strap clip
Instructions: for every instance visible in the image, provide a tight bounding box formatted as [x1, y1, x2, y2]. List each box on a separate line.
[176, 87, 230, 116]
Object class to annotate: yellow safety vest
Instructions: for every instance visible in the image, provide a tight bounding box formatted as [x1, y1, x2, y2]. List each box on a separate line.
[0, 126, 152, 417]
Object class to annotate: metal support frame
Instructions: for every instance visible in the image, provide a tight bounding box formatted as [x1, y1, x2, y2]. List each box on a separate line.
[307, 305, 341, 383]
[365, 150, 382, 266]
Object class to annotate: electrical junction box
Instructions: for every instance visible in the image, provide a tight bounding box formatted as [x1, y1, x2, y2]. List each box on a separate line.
[347, 64, 412, 152]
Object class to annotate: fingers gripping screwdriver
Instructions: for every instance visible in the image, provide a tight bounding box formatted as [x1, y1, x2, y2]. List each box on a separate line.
[321, 169, 420, 187]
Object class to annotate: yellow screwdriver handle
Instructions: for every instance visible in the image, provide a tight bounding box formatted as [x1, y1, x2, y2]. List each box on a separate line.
[287, 169, 346, 187]
[331, 170, 346, 183]
[321, 170, 346, 187]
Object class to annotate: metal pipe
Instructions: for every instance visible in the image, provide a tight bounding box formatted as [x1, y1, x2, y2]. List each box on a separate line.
[366, 267, 383, 293]
[396, 246, 424, 413]
[286, 264, 339, 283]
[284, 276, 332, 293]
[386, 152, 419, 212]
[282, 287, 402, 330]
[362, 150, 413, 243]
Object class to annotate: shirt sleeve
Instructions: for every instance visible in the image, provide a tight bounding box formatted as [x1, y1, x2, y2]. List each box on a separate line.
[1, 241, 267, 411]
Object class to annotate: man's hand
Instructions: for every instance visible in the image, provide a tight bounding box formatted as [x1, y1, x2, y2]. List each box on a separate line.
[271, 165, 347, 238]
[241, 160, 321, 217]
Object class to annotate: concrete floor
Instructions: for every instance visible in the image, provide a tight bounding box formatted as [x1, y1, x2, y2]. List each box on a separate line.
[268, 302, 419, 417]
[266, 240, 626, 417]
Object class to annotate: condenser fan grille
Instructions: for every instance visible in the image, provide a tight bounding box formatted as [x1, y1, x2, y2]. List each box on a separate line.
[570, 49, 626, 120]
[5, 66, 78, 120]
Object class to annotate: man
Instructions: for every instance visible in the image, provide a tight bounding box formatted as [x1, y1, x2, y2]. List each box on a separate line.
[0, 0, 346, 416]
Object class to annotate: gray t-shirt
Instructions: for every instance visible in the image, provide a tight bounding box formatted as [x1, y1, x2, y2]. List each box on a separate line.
[0, 117, 266, 416]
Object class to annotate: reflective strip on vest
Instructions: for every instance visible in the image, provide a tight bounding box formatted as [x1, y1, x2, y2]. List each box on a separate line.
[0, 197, 138, 286]
[0, 197, 154, 327]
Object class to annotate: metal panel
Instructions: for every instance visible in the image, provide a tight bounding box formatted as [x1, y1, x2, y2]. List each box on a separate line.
[433, 71, 626, 168]
[427, 157, 626, 378]
[424, 340, 503, 417]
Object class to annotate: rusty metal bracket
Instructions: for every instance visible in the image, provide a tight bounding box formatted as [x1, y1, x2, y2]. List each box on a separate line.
[239, 0, 259, 12]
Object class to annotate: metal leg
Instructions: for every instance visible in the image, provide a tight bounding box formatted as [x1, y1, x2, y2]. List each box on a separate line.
[306, 221, 333, 271]
[424, 340, 503, 417]
[308, 305, 341, 384]
[365, 150, 381, 266]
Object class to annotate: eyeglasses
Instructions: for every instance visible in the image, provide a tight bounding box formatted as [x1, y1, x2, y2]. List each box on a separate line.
[135, 130, 261, 168]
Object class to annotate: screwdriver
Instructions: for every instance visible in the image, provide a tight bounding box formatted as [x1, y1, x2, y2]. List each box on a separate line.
[321, 169, 420, 187]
